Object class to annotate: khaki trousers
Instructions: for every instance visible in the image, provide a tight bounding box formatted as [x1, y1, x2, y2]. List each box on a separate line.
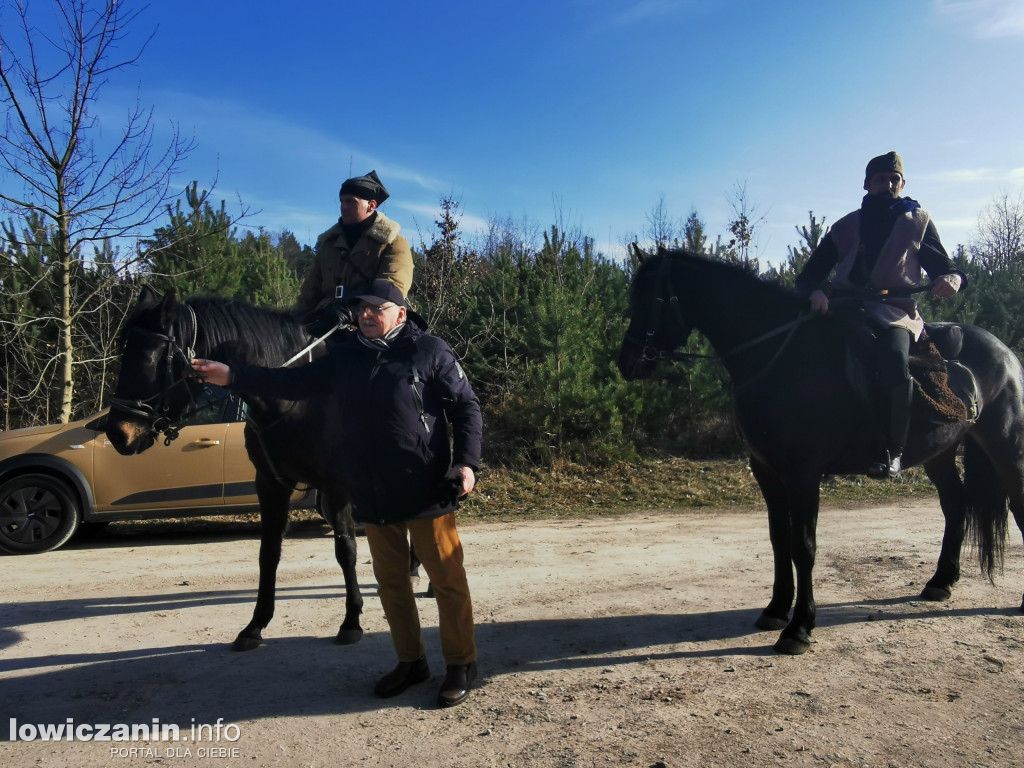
[364, 513, 476, 666]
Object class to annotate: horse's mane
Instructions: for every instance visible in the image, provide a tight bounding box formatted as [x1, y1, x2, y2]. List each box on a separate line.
[179, 295, 310, 367]
[121, 285, 315, 370]
[631, 249, 804, 314]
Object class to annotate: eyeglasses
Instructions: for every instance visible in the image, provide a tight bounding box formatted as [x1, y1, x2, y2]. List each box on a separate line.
[358, 302, 396, 315]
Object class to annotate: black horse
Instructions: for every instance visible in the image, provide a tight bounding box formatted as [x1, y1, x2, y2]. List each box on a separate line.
[618, 248, 1024, 654]
[105, 287, 364, 651]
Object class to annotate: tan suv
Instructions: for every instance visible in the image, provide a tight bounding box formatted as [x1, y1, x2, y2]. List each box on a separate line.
[0, 388, 314, 554]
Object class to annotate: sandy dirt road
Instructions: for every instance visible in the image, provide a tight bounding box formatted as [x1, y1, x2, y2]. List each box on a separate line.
[2, 498, 1023, 768]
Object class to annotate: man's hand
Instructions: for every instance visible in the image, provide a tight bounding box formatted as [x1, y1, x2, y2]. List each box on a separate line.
[305, 303, 356, 337]
[931, 273, 962, 299]
[809, 289, 830, 314]
[191, 359, 232, 387]
[446, 465, 476, 499]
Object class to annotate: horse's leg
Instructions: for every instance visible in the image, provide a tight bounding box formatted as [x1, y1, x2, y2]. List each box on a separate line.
[233, 475, 291, 651]
[324, 489, 364, 645]
[1010, 502, 1024, 613]
[973, 433, 1024, 613]
[920, 446, 967, 601]
[750, 457, 794, 632]
[774, 471, 821, 656]
[410, 540, 421, 580]
[980, 440, 1024, 613]
[408, 541, 435, 597]
[964, 373, 1024, 612]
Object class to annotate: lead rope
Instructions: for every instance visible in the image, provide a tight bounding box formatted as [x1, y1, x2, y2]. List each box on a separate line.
[281, 323, 345, 368]
[242, 315, 327, 492]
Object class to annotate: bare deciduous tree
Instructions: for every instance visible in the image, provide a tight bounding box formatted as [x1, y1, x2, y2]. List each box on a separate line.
[720, 180, 768, 273]
[971, 192, 1024, 271]
[0, 0, 192, 421]
[644, 194, 683, 251]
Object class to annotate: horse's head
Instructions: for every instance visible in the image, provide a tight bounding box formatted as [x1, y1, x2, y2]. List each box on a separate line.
[617, 246, 694, 380]
[106, 286, 203, 455]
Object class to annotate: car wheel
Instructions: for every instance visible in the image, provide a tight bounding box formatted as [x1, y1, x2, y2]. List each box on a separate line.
[0, 474, 81, 554]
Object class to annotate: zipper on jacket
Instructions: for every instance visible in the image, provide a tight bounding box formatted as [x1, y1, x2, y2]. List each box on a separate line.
[411, 365, 429, 432]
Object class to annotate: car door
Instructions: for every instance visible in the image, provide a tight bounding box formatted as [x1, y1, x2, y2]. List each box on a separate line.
[91, 389, 234, 516]
[221, 396, 260, 506]
[219, 399, 309, 507]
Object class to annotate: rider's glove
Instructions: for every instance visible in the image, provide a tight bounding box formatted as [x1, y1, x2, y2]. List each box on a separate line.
[304, 303, 356, 337]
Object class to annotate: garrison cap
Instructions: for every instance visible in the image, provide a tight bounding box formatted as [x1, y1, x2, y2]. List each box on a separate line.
[864, 151, 904, 186]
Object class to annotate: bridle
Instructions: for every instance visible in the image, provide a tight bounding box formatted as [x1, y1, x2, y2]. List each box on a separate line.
[623, 257, 697, 365]
[623, 257, 813, 389]
[108, 303, 208, 446]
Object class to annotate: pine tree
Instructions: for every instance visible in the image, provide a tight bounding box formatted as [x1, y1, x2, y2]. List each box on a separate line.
[410, 196, 480, 355]
[141, 183, 245, 299]
[765, 211, 828, 287]
[683, 209, 709, 255]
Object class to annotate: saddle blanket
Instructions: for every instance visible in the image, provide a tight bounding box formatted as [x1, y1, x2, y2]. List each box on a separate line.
[909, 338, 977, 423]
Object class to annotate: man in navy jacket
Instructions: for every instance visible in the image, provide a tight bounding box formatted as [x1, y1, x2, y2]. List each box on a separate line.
[193, 280, 482, 707]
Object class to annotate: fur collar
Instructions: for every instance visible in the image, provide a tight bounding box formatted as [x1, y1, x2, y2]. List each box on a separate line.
[319, 212, 402, 247]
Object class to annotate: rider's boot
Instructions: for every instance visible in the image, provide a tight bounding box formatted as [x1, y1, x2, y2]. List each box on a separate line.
[867, 379, 913, 479]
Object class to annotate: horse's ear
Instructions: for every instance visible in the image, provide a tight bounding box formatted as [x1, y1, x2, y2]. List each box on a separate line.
[138, 285, 159, 305]
[158, 287, 178, 326]
[630, 243, 651, 263]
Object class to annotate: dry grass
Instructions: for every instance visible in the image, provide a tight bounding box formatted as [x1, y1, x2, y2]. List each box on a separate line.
[103, 458, 936, 541]
[461, 457, 935, 522]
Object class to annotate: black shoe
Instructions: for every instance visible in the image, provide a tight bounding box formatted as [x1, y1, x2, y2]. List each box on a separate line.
[437, 662, 477, 708]
[374, 657, 430, 698]
[867, 451, 902, 479]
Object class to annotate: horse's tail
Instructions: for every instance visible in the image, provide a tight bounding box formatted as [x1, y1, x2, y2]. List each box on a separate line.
[963, 434, 1008, 582]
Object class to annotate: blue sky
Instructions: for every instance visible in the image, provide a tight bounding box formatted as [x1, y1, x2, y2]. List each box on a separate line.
[15, 1, 1024, 263]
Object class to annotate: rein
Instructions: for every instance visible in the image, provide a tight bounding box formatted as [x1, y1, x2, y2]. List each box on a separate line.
[627, 257, 814, 386]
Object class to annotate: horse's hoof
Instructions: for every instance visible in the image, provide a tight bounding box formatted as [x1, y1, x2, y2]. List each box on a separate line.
[231, 634, 262, 652]
[1018, 595, 1024, 614]
[334, 628, 363, 645]
[920, 585, 952, 602]
[755, 612, 789, 631]
[773, 635, 811, 655]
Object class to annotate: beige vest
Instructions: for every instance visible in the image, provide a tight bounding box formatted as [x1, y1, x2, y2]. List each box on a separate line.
[829, 206, 930, 340]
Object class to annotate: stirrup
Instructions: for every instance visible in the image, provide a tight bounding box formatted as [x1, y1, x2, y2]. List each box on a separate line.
[867, 451, 902, 479]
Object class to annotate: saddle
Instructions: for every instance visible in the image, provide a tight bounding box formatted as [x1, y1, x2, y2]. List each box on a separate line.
[842, 318, 980, 424]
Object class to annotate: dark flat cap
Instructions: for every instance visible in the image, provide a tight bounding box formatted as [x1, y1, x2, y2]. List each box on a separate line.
[339, 170, 389, 204]
[351, 279, 405, 307]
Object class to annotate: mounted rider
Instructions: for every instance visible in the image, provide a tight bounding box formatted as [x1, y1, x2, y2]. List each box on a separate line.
[295, 170, 414, 339]
[795, 151, 966, 479]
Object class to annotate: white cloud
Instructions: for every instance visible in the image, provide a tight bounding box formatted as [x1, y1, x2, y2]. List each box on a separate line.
[115, 89, 451, 196]
[933, 0, 1024, 38]
[928, 166, 1024, 184]
[394, 200, 491, 241]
